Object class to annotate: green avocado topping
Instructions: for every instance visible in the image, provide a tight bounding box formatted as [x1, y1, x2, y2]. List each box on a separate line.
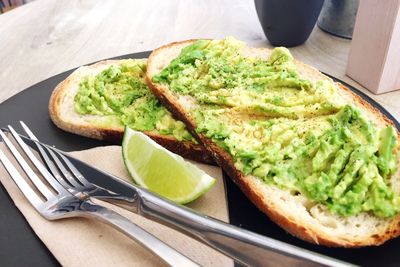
[74, 59, 193, 142]
[153, 37, 400, 218]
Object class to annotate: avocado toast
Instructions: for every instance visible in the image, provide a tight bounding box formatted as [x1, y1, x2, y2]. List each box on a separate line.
[49, 59, 212, 163]
[146, 37, 400, 247]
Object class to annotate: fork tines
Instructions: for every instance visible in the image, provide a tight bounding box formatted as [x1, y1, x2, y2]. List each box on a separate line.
[0, 126, 68, 211]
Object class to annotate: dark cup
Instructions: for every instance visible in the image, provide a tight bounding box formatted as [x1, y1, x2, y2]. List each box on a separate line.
[255, 0, 325, 47]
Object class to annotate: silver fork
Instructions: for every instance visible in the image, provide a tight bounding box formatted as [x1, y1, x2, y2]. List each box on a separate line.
[19, 122, 130, 205]
[16, 122, 354, 267]
[0, 126, 198, 267]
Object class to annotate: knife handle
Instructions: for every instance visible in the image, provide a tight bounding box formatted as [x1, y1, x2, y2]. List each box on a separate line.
[135, 189, 352, 267]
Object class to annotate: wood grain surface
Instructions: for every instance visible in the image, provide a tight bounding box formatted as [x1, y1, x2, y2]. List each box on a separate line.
[347, 0, 400, 94]
[0, 0, 399, 120]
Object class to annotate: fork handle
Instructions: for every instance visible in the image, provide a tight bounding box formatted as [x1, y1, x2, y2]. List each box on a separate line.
[79, 201, 199, 267]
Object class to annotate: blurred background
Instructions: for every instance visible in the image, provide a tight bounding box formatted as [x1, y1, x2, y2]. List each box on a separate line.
[0, 0, 34, 13]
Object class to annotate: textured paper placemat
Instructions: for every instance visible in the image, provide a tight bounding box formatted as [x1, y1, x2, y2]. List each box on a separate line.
[0, 144, 232, 266]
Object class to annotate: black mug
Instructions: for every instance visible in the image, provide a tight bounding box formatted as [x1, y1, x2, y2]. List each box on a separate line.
[255, 0, 325, 47]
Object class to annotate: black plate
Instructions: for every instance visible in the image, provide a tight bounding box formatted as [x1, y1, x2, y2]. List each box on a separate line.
[0, 51, 399, 266]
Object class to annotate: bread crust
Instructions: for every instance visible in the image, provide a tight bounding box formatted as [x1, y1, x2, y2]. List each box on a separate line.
[48, 59, 214, 164]
[146, 39, 400, 247]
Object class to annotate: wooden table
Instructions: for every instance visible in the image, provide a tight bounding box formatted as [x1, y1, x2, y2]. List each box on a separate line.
[0, 0, 399, 120]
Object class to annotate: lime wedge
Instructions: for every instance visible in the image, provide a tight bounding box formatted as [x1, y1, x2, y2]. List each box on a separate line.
[122, 127, 216, 204]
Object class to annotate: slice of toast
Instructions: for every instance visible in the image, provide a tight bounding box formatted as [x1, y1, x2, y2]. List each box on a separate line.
[48, 59, 213, 164]
[146, 39, 400, 247]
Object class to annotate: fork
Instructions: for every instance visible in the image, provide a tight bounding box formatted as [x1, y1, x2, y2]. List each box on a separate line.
[14, 122, 354, 267]
[19, 122, 131, 205]
[0, 126, 198, 267]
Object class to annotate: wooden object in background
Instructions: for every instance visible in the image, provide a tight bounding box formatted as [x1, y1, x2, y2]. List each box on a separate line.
[346, 0, 400, 94]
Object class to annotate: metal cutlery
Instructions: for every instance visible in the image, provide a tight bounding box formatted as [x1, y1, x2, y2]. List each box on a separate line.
[7, 121, 356, 267]
[0, 126, 198, 267]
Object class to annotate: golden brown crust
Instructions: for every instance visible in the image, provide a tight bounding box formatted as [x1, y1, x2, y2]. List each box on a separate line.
[48, 60, 123, 141]
[146, 39, 400, 247]
[48, 59, 214, 164]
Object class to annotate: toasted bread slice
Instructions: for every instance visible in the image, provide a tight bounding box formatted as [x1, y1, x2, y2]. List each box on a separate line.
[146, 39, 400, 247]
[48, 59, 213, 164]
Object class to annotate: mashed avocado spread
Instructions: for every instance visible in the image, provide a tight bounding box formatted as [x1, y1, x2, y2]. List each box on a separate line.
[74, 59, 193, 141]
[153, 37, 400, 217]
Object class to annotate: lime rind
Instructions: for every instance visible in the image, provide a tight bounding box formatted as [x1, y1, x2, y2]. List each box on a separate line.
[122, 126, 216, 204]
